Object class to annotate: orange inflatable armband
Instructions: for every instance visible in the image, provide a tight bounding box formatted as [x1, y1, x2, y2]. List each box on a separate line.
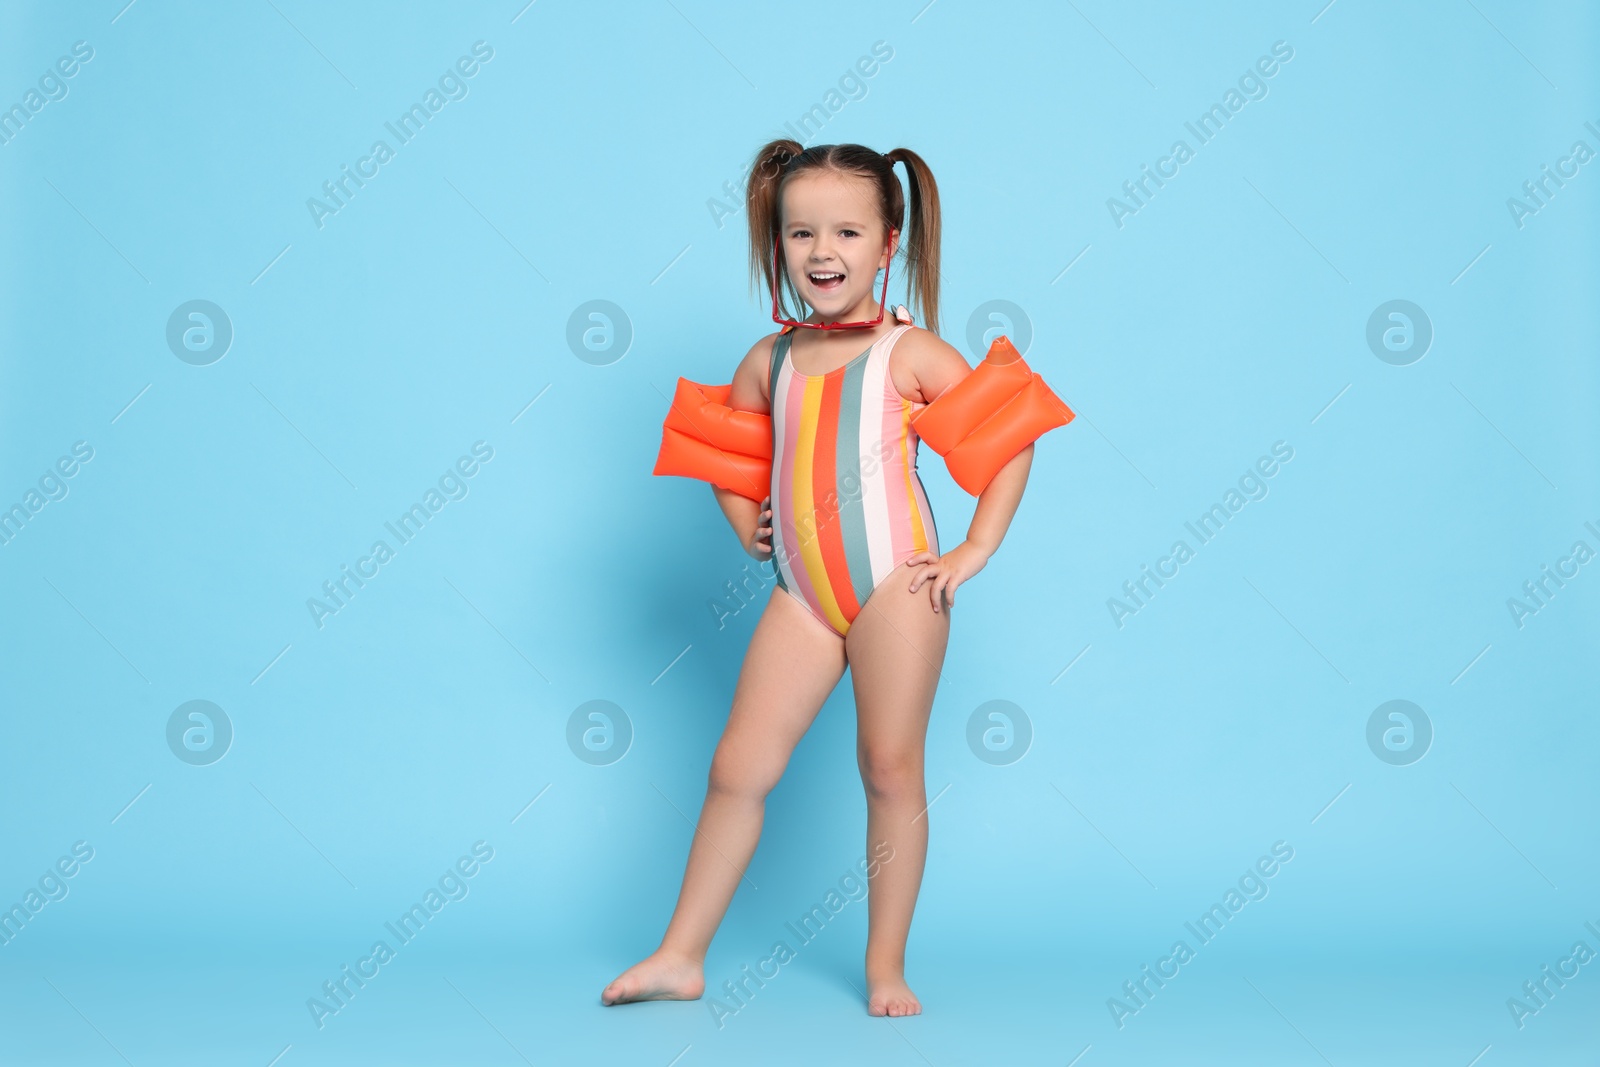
[652, 378, 773, 502]
[910, 336, 1074, 496]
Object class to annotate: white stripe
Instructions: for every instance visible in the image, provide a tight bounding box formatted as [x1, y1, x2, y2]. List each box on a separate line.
[859, 326, 909, 587]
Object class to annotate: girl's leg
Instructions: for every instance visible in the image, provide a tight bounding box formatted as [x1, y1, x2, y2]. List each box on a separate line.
[601, 585, 847, 1005]
[843, 558, 951, 1017]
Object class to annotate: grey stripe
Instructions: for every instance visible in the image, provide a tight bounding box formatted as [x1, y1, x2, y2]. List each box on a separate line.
[836, 348, 876, 612]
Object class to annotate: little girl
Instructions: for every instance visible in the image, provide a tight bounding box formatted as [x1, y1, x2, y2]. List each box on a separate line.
[606, 140, 1050, 1017]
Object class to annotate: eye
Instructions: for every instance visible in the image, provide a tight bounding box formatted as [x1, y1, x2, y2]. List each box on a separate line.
[840, 229, 859, 238]
[788, 229, 811, 239]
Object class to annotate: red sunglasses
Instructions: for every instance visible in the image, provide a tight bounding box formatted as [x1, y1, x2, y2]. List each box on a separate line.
[770, 231, 895, 330]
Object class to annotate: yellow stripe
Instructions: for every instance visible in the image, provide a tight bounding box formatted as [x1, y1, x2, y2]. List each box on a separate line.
[900, 397, 930, 553]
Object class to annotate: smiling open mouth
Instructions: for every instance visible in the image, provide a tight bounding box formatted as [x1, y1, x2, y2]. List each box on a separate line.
[808, 271, 845, 292]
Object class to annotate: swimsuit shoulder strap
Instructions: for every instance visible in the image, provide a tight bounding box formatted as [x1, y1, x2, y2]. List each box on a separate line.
[879, 322, 914, 359]
[767, 330, 791, 403]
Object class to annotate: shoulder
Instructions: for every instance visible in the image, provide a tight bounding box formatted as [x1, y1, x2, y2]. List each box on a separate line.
[895, 326, 973, 404]
[730, 330, 787, 413]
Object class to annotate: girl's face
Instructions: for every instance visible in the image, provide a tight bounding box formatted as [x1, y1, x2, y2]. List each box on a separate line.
[779, 170, 896, 326]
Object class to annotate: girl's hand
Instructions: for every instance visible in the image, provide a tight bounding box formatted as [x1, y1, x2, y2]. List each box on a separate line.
[746, 495, 774, 560]
[904, 541, 991, 615]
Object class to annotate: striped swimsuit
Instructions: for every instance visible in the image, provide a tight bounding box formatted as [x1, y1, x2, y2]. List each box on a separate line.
[766, 322, 940, 638]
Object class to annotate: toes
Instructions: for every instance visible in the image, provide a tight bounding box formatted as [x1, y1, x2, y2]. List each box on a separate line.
[875, 994, 919, 1017]
[867, 983, 923, 1018]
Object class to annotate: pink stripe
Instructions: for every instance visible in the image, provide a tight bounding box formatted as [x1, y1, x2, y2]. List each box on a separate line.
[881, 381, 913, 564]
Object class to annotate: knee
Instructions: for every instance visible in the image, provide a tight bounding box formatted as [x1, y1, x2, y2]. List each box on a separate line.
[707, 743, 780, 801]
[857, 746, 923, 800]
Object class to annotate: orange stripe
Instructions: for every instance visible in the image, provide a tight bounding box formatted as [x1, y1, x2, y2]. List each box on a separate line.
[793, 378, 849, 634]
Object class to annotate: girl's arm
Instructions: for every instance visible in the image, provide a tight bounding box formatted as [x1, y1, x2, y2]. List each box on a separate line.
[711, 483, 766, 556]
[906, 330, 1033, 559]
[901, 329, 1038, 610]
[712, 337, 777, 560]
[963, 442, 1033, 557]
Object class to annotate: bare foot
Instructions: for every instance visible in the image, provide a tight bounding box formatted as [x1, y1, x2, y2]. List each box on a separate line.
[600, 950, 705, 1005]
[866, 969, 922, 1017]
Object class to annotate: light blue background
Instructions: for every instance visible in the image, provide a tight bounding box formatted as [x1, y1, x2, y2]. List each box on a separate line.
[1, 1, 1597, 1064]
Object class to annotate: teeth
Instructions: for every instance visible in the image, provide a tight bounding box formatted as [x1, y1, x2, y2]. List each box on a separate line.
[810, 272, 843, 282]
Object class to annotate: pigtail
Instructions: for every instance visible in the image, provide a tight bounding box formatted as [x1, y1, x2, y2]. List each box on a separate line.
[746, 138, 804, 313]
[884, 148, 942, 337]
